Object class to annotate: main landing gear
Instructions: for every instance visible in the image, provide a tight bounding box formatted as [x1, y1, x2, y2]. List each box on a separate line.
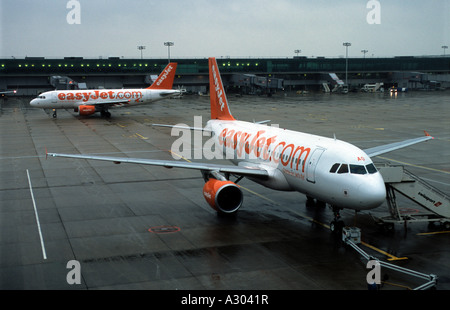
[305, 197, 346, 233]
[100, 110, 111, 118]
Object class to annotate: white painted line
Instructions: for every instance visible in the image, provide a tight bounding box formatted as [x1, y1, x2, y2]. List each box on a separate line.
[26, 169, 47, 260]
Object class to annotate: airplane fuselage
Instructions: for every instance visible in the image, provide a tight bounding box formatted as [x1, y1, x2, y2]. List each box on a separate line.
[30, 88, 180, 109]
[207, 119, 386, 211]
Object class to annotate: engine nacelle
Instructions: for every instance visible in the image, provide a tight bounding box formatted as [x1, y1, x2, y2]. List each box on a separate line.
[78, 105, 96, 116]
[203, 179, 243, 214]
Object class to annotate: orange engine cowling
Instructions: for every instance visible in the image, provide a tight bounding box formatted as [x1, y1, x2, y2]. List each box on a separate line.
[202, 178, 243, 214]
[78, 105, 96, 116]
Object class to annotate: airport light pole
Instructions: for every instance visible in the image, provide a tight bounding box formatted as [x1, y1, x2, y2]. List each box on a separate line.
[164, 42, 174, 63]
[442, 45, 448, 56]
[294, 49, 301, 57]
[361, 49, 368, 59]
[137, 45, 146, 59]
[361, 50, 368, 76]
[343, 42, 351, 86]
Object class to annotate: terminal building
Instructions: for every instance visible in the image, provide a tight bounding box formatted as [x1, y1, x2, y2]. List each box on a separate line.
[1, 56, 449, 96]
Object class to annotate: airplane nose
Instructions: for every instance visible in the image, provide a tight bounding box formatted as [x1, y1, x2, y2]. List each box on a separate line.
[357, 178, 386, 209]
[30, 99, 38, 107]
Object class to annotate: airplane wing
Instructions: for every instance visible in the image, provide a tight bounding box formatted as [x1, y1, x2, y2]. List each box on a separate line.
[47, 152, 269, 179]
[152, 123, 212, 132]
[363, 131, 434, 157]
[84, 99, 132, 106]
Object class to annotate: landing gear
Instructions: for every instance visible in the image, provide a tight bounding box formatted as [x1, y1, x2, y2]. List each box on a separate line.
[52, 109, 57, 118]
[100, 110, 111, 118]
[330, 206, 345, 233]
[305, 196, 326, 208]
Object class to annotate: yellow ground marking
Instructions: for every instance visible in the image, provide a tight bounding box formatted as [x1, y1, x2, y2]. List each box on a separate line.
[360, 241, 408, 261]
[135, 133, 148, 140]
[417, 230, 450, 236]
[169, 150, 192, 162]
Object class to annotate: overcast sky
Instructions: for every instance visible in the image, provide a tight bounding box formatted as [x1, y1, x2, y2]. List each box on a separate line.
[1, 0, 449, 59]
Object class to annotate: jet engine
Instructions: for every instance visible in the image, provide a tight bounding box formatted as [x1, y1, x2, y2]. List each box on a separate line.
[202, 178, 243, 214]
[78, 105, 96, 116]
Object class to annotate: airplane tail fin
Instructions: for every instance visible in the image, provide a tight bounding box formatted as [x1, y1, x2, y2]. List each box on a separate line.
[147, 63, 178, 89]
[209, 57, 235, 120]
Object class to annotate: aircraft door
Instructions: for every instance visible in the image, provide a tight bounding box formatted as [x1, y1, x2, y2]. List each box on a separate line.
[51, 92, 57, 103]
[306, 148, 325, 183]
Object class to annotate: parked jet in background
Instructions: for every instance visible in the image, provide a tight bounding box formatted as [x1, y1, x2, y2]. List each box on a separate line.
[0, 90, 17, 97]
[30, 63, 179, 118]
[48, 58, 433, 232]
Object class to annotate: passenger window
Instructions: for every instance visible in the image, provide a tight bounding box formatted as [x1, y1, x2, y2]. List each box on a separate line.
[366, 163, 378, 174]
[350, 164, 367, 175]
[329, 163, 340, 173]
[337, 164, 349, 174]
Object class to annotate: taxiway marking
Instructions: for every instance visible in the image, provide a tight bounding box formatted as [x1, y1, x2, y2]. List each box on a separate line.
[26, 169, 47, 260]
[360, 241, 407, 261]
[417, 230, 450, 236]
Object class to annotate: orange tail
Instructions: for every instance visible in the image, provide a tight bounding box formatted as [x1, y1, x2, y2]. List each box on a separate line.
[209, 57, 235, 120]
[147, 63, 178, 89]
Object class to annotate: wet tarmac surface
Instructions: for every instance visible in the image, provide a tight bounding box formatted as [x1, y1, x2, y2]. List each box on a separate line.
[0, 91, 449, 291]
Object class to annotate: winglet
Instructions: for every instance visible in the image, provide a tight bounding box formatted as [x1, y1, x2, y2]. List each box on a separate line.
[208, 57, 235, 121]
[147, 63, 178, 89]
[424, 130, 434, 139]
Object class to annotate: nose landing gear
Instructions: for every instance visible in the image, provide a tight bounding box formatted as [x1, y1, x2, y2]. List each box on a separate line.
[330, 206, 345, 233]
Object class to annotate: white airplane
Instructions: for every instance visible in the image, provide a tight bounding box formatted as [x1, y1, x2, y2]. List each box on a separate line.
[48, 57, 434, 231]
[30, 63, 180, 118]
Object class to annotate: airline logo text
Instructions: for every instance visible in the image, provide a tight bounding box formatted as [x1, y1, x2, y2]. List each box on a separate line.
[170, 116, 311, 174]
[57, 90, 143, 103]
[156, 65, 174, 86]
[218, 127, 311, 172]
[212, 64, 226, 111]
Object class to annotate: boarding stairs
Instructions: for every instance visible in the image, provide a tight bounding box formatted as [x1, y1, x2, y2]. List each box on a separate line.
[328, 73, 345, 93]
[374, 164, 450, 230]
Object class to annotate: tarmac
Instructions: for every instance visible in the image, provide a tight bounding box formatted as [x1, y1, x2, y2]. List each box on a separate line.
[0, 91, 449, 291]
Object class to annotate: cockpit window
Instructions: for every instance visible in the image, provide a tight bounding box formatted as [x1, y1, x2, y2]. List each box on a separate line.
[337, 164, 349, 174]
[329, 163, 340, 173]
[330, 162, 378, 175]
[366, 163, 378, 174]
[350, 164, 367, 175]
[38, 95, 46, 99]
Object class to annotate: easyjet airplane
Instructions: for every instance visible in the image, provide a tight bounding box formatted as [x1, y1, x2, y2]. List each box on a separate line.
[48, 58, 433, 231]
[30, 63, 179, 118]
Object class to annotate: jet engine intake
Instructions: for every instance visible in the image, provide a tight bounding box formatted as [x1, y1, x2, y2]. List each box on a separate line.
[203, 178, 243, 214]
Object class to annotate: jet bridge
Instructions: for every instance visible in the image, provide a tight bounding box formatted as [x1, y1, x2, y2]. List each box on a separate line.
[373, 164, 450, 231]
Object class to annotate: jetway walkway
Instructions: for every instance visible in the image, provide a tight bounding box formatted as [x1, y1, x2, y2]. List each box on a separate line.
[374, 164, 450, 230]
